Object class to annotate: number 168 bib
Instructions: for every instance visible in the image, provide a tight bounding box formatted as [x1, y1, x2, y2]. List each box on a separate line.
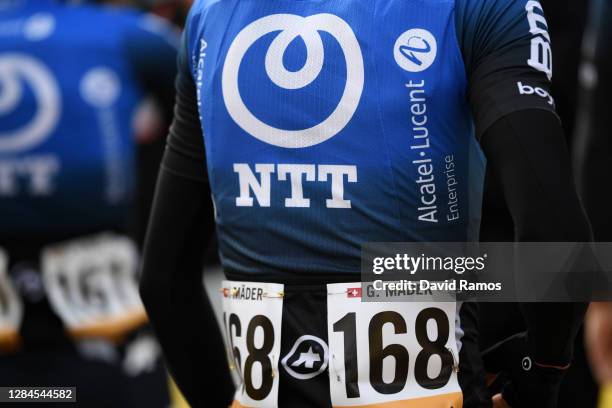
[327, 283, 462, 408]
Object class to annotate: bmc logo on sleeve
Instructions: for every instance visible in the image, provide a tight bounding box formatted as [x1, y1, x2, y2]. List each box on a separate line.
[525, 0, 552, 80]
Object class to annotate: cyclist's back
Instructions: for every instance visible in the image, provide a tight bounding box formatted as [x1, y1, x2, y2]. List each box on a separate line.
[186, 0, 488, 280]
[0, 0, 169, 237]
[141, 1, 590, 407]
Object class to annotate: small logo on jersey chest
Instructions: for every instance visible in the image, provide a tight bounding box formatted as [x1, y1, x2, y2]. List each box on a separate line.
[393, 29, 437, 72]
[80, 67, 121, 108]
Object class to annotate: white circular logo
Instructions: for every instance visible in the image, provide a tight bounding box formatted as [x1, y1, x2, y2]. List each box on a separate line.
[521, 356, 532, 371]
[80, 67, 121, 108]
[0, 54, 61, 153]
[24, 13, 56, 41]
[281, 335, 329, 380]
[222, 13, 364, 149]
[393, 28, 437, 72]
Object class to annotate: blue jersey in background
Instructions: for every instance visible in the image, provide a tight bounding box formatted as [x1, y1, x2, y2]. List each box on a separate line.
[0, 0, 177, 237]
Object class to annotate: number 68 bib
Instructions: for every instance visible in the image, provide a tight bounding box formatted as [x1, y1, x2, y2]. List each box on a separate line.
[327, 283, 462, 408]
[222, 281, 284, 408]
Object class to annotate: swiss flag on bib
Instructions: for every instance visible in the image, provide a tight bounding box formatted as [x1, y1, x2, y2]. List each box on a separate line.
[347, 287, 362, 298]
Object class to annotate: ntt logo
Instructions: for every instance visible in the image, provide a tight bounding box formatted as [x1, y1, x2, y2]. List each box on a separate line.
[221, 13, 364, 149]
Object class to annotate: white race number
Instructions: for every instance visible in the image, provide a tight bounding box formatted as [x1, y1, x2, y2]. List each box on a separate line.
[327, 283, 462, 407]
[41, 234, 146, 340]
[222, 280, 284, 408]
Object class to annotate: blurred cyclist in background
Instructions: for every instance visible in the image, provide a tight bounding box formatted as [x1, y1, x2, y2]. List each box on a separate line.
[574, 0, 612, 407]
[0, 0, 178, 406]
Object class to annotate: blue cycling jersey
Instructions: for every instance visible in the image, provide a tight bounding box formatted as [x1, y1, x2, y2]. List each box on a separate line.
[181, 0, 555, 277]
[0, 0, 176, 237]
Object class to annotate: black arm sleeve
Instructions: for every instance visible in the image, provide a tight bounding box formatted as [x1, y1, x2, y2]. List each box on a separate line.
[139, 36, 234, 407]
[460, 0, 592, 365]
[480, 109, 592, 365]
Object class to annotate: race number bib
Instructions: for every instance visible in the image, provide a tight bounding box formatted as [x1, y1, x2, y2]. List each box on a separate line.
[41, 234, 146, 340]
[327, 283, 462, 407]
[222, 280, 284, 408]
[0, 249, 22, 350]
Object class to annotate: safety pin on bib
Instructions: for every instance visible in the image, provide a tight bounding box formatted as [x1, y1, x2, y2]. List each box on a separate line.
[262, 291, 284, 299]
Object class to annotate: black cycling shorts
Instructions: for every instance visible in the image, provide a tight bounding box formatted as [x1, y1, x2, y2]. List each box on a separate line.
[223, 282, 490, 408]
